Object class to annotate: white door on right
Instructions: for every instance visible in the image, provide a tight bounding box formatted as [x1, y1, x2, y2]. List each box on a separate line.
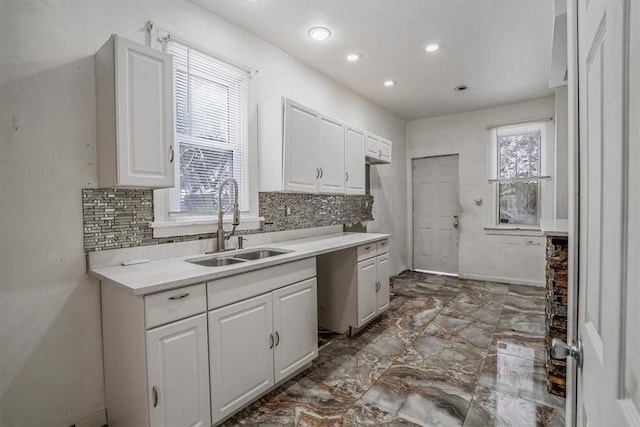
[575, 0, 640, 425]
[412, 155, 459, 274]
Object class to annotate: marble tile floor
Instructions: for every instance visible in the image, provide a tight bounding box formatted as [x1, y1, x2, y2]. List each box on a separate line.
[222, 271, 566, 427]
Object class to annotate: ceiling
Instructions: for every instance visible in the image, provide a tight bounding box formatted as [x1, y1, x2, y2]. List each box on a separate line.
[195, 0, 555, 121]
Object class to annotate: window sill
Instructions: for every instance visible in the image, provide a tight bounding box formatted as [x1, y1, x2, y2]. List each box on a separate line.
[150, 216, 263, 238]
[483, 226, 542, 237]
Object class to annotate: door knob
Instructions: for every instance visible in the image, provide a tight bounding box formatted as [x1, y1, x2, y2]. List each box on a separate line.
[551, 338, 583, 368]
[453, 213, 458, 218]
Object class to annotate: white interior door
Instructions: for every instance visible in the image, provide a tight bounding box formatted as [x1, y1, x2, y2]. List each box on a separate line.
[575, 0, 640, 425]
[412, 155, 459, 274]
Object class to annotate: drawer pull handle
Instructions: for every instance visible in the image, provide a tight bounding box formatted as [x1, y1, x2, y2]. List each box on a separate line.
[275, 331, 280, 347]
[168, 293, 190, 300]
[152, 386, 159, 408]
[364, 246, 371, 250]
[381, 242, 386, 246]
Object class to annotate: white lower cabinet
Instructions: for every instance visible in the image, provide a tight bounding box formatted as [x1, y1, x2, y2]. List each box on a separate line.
[356, 252, 390, 328]
[147, 314, 211, 427]
[316, 239, 391, 334]
[356, 257, 378, 326]
[209, 278, 318, 425]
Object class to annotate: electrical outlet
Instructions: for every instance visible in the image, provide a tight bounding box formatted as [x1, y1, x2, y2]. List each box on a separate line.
[285, 206, 292, 216]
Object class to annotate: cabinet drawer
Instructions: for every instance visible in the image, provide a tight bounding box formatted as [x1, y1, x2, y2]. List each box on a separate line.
[145, 283, 206, 329]
[376, 239, 389, 255]
[357, 243, 377, 262]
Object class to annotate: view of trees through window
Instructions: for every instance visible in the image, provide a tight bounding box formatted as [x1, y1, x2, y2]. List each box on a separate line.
[168, 39, 249, 214]
[497, 130, 541, 225]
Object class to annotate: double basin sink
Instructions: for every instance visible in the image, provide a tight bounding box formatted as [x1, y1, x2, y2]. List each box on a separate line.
[186, 248, 293, 267]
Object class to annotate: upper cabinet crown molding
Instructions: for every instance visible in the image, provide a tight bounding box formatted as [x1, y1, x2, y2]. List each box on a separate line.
[95, 34, 175, 189]
[258, 97, 390, 195]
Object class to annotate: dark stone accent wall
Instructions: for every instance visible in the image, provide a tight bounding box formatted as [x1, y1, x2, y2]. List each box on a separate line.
[82, 189, 374, 252]
[545, 235, 568, 398]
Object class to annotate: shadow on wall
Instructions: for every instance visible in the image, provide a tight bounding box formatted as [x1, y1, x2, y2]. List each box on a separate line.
[0, 56, 105, 425]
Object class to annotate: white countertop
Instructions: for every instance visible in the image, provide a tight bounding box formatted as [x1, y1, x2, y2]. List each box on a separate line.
[89, 232, 390, 296]
[540, 219, 569, 236]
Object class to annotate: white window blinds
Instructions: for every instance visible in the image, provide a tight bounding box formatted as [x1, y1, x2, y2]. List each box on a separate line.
[166, 39, 250, 215]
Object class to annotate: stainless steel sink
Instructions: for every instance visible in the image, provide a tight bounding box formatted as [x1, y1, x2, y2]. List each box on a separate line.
[186, 248, 293, 267]
[233, 249, 292, 260]
[187, 257, 247, 267]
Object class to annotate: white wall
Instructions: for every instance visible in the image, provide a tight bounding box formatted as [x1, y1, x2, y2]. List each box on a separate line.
[407, 97, 556, 286]
[0, 1, 407, 425]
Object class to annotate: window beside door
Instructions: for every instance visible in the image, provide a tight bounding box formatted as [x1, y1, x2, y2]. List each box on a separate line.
[487, 121, 554, 232]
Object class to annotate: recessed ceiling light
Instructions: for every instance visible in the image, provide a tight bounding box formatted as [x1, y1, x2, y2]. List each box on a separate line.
[308, 27, 332, 41]
[425, 43, 440, 53]
[346, 53, 362, 62]
[383, 80, 397, 87]
[454, 84, 468, 91]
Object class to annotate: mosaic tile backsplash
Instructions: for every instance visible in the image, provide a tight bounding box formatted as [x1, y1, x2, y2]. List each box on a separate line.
[82, 189, 374, 252]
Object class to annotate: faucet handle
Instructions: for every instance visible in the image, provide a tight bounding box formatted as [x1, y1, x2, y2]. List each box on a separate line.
[237, 236, 247, 250]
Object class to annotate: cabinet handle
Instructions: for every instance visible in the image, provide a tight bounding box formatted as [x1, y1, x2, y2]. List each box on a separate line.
[270, 333, 274, 349]
[364, 246, 371, 250]
[315, 168, 320, 179]
[381, 241, 386, 246]
[152, 386, 159, 408]
[168, 292, 189, 300]
[319, 168, 323, 179]
[275, 331, 280, 347]
[169, 145, 174, 163]
[345, 171, 349, 182]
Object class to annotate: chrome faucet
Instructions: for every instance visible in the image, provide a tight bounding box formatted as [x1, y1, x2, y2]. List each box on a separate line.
[216, 178, 240, 252]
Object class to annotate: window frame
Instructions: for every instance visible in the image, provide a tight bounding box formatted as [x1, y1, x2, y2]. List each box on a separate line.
[149, 27, 261, 238]
[485, 120, 555, 235]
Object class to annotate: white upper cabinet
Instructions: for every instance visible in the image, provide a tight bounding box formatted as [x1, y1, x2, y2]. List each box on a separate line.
[318, 115, 345, 193]
[258, 97, 389, 194]
[365, 132, 392, 164]
[95, 34, 175, 188]
[284, 101, 320, 192]
[260, 98, 344, 194]
[344, 126, 366, 195]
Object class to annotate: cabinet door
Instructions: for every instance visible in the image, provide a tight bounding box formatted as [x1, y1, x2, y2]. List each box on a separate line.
[365, 133, 379, 158]
[209, 294, 274, 424]
[284, 99, 319, 192]
[115, 36, 175, 188]
[318, 115, 345, 193]
[146, 314, 210, 427]
[344, 126, 366, 194]
[376, 254, 390, 313]
[379, 138, 392, 163]
[356, 258, 378, 327]
[272, 278, 319, 383]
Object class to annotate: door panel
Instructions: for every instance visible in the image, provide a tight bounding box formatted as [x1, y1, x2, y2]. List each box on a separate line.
[412, 155, 459, 274]
[116, 37, 174, 187]
[318, 115, 345, 193]
[345, 126, 366, 194]
[272, 278, 318, 383]
[284, 100, 319, 192]
[376, 254, 390, 312]
[209, 294, 274, 423]
[576, 0, 639, 425]
[366, 133, 379, 157]
[356, 258, 377, 327]
[146, 314, 210, 427]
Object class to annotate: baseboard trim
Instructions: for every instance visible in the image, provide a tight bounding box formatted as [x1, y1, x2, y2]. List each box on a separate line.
[459, 273, 544, 287]
[413, 268, 459, 277]
[74, 409, 107, 427]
